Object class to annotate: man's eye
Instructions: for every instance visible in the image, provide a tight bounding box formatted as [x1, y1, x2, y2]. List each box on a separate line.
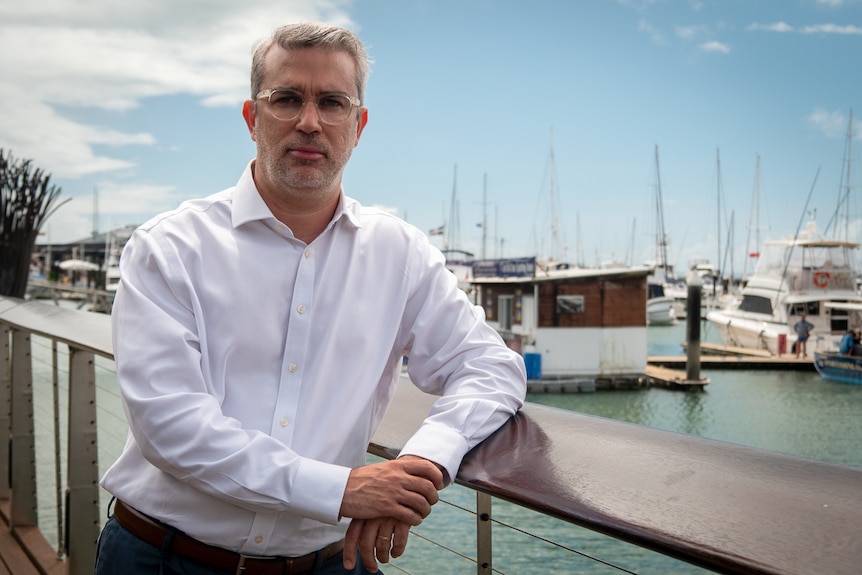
[319, 96, 348, 110]
[272, 92, 303, 106]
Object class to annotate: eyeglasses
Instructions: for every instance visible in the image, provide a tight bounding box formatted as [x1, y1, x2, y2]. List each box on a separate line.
[256, 88, 361, 124]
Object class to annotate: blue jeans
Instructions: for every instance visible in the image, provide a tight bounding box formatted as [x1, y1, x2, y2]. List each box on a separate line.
[94, 517, 380, 575]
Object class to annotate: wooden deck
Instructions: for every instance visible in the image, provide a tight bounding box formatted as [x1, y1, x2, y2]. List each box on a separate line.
[0, 501, 65, 575]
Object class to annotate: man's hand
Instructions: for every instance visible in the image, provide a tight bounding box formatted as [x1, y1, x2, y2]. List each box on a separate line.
[339, 457, 444, 526]
[342, 517, 411, 572]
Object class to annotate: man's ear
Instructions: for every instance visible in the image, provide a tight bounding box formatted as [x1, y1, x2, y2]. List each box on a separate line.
[242, 100, 257, 141]
[354, 108, 369, 147]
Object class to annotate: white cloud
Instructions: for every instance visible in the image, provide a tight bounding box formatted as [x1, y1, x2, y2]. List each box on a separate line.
[0, 0, 355, 179]
[806, 108, 859, 140]
[700, 41, 731, 54]
[675, 25, 700, 40]
[749, 21, 862, 36]
[801, 23, 862, 35]
[747, 21, 795, 33]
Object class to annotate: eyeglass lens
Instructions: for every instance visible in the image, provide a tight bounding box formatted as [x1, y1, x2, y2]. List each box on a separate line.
[267, 90, 353, 123]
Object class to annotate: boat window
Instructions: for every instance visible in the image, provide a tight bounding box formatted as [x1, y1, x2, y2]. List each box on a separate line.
[789, 302, 820, 316]
[738, 295, 772, 315]
[498, 295, 514, 331]
[806, 246, 851, 269]
[755, 244, 854, 274]
[647, 284, 665, 299]
[556, 294, 585, 314]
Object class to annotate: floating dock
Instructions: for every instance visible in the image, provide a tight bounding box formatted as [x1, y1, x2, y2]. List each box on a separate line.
[651, 341, 816, 372]
[529, 342, 815, 394]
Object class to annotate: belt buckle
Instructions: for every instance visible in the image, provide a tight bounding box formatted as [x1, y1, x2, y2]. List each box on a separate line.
[236, 555, 251, 575]
[237, 554, 288, 575]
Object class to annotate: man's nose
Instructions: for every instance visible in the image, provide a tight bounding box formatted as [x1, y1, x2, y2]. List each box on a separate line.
[295, 100, 322, 131]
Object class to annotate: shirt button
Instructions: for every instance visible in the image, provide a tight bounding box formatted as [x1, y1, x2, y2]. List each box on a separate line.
[304, 249, 311, 258]
[254, 535, 264, 544]
[297, 304, 306, 314]
[289, 363, 297, 373]
[280, 418, 289, 427]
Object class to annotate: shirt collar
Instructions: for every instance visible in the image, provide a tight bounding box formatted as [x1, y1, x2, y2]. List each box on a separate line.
[231, 160, 362, 231]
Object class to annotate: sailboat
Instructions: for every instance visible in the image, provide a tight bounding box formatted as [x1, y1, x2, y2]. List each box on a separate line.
[646, 145, 677, 326]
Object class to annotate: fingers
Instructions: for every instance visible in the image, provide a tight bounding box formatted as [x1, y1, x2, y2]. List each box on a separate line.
[347, 517, 412, 572]
[391, 522, 410, 558]
[372, 520, 395, 565]
[397, 456, 446, 489]
[342, 518, 363, 570]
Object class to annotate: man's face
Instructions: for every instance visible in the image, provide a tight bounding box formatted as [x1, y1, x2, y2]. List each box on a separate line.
[243, 46, 367, 204]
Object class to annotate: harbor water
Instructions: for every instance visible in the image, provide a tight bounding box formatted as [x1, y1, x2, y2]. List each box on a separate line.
[396, 319, 862, 574]
[30, 318, 862, 574]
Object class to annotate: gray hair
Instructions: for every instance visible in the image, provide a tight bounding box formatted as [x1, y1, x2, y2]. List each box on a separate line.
[250, 22, 371, 105]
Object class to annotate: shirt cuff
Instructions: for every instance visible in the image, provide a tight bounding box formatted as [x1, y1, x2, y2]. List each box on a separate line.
[289, 458, 352, 524]
[398, 424, 469, 486]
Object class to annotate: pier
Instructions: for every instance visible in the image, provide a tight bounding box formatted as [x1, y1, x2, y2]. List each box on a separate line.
[25, 278, 113, 314]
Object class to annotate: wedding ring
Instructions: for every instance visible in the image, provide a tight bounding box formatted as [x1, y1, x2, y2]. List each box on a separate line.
[377, 535, 391, 541]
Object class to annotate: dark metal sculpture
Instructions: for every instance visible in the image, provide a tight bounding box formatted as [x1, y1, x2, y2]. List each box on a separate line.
[0, 149, 68, 297]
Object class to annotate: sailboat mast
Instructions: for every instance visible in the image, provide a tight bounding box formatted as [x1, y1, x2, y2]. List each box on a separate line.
[716, 149, 722, 280]
[549, 129, 562, 261]
[743, 155, 761, 279]
[482, 173, 488, 259]
[446, 165, 459, 252]
[654, 145, 668, 271]
[843, 110, 853, 243]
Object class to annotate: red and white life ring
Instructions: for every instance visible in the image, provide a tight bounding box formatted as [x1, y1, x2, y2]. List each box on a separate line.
[813, 271, 830, 288]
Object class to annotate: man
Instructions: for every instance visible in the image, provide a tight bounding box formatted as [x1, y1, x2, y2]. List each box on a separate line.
[793, 312, 814, 358]
[839, 329, 854, 355]
[95, 22, 526, 575]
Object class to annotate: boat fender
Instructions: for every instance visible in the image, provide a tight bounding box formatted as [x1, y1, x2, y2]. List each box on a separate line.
[813, 271, 830, 288]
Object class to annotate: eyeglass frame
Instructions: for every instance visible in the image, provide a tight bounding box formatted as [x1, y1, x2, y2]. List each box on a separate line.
[255, 88, 362, 124]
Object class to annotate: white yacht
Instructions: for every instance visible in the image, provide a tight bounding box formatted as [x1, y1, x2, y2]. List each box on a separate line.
[706, 222, 862, 355]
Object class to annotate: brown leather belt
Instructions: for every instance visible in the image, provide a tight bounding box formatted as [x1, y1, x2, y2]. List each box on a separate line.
[113, 499, 345, 575]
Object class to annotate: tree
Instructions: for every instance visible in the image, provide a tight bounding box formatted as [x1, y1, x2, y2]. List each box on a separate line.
[0, 149, 69, 297]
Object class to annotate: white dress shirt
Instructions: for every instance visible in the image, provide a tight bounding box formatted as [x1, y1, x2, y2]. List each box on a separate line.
[100, 162, 526, 556]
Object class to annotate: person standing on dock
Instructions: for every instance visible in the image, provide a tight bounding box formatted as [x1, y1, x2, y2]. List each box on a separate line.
[95, 22, 526, 575]
[793, 313, 815, 358]
[839, 330, 855, 355]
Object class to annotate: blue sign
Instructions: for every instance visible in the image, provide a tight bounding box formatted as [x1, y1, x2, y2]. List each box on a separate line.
[472, 257, 536, 278]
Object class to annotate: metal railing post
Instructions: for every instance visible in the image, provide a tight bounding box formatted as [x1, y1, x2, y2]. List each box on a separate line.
[66, 347, 100, 575]
[10, 328, 37, 527]
[476, 491, 492, 575]
[0, 325, 11, 499]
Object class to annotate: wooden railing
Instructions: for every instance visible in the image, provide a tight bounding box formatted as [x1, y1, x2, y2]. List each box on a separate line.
[2, 296, 861, 575]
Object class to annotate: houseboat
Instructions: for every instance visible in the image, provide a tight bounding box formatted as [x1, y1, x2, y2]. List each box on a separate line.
[470, 257, 651, 388]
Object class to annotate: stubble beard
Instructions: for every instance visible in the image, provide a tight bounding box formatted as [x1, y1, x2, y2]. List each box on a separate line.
[256, 136, 351, 204]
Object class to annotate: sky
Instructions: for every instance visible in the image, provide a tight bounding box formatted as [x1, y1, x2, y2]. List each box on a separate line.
[2, 0, 861, 278]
